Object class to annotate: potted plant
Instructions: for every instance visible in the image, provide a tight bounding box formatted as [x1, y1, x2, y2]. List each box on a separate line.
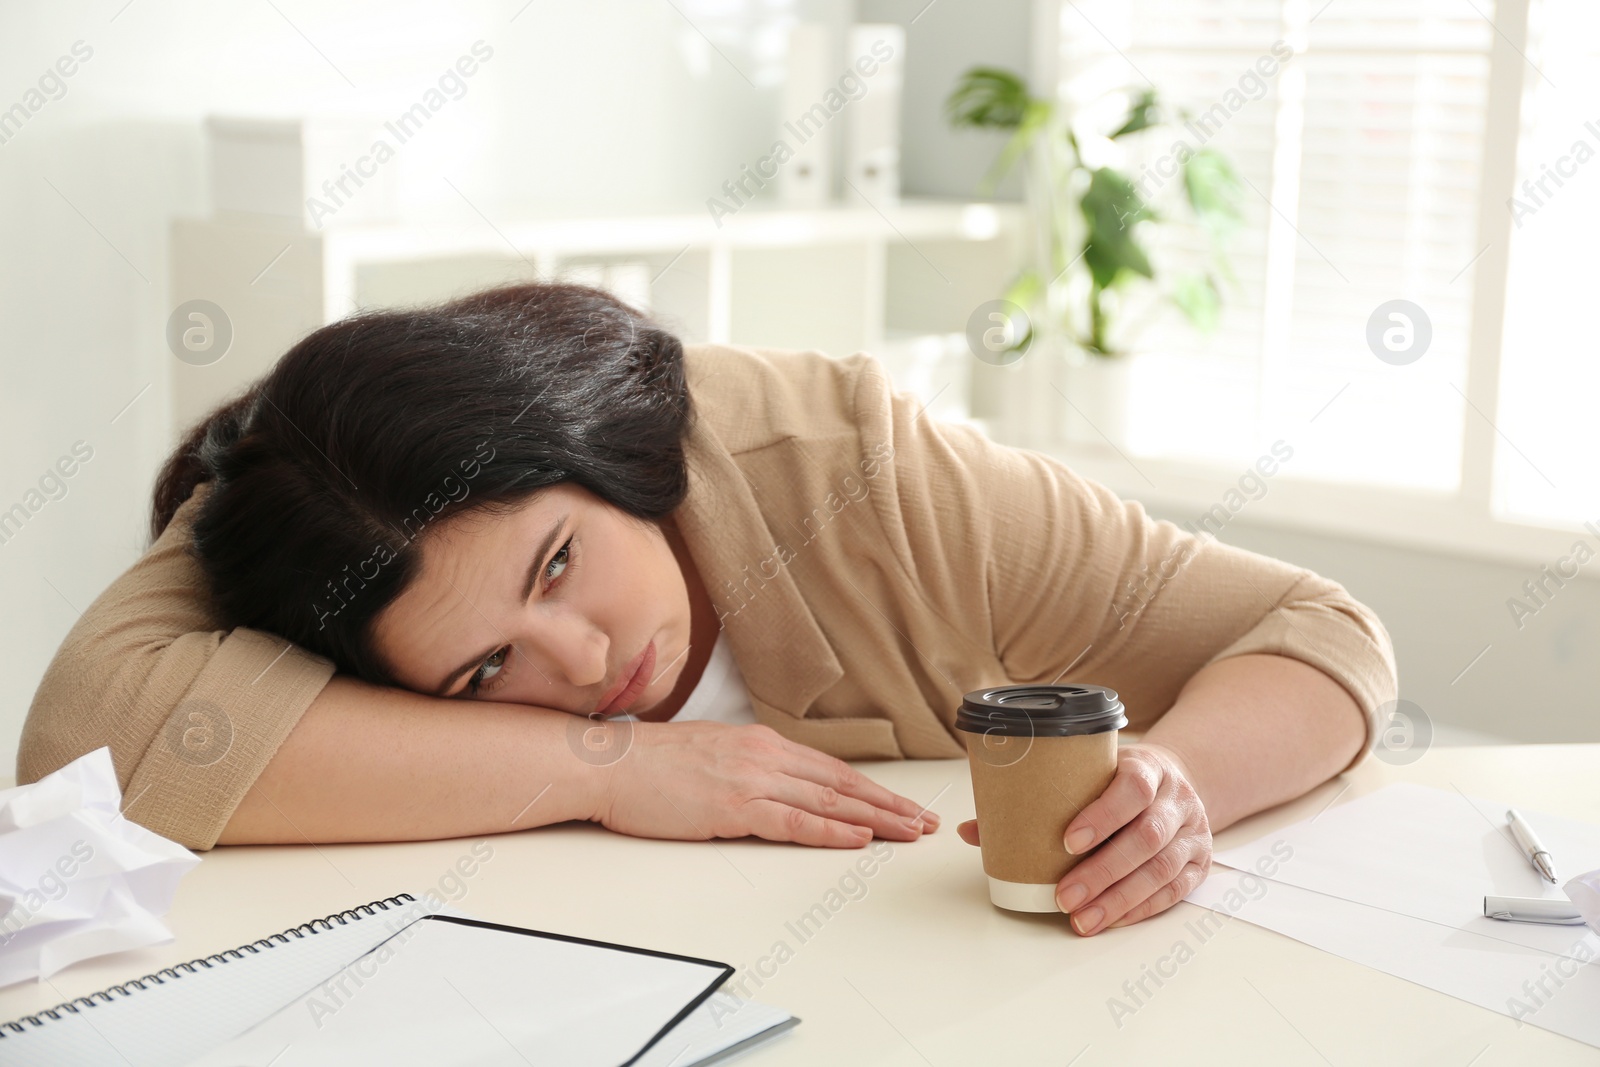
[946, 68, 1243, 447]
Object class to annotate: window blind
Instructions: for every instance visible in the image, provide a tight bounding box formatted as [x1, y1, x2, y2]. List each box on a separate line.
[1083, 1, 1500, 493]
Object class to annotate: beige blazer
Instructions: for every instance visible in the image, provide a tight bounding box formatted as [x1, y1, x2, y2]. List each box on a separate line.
[18, 343, 1398, 849]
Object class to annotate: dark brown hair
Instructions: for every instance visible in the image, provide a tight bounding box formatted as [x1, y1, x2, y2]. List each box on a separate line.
[152, 282, 693, 683]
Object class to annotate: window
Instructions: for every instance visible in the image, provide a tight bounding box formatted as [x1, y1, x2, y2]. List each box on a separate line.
[1494, 0, 1600, 528]
[1038, 0, 1591, 561]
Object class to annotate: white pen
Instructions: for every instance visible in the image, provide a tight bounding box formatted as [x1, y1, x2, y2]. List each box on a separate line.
[1484, 894, 1585, 925]
[1506, 808, 1558, 884]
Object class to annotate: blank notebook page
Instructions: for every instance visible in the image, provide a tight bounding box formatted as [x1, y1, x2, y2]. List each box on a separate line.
[185, 914, 730, 1066]
[0, 897, 424, 1067]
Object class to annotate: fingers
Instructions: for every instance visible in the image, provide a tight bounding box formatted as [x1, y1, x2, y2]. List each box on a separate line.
[1054, 762, 1212, 934]
[741, 798, 877, 848]
[956, 819, 980, 846]
[1061, 750, 1162, 855]
[767, 732, 941, 830]
[1054, 771, 1182, 919]
[1077, 836, 1210, 935]
[764, 774, 930, 842]
[1105, 855, 1210, 930]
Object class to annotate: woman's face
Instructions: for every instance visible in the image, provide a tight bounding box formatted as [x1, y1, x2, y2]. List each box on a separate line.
[371, 483, 695, 717]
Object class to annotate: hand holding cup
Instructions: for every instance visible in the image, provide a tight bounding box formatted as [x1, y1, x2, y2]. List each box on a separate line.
[1043, 742, 1212, 935]
[956, 734, 1213, 934]
[954, 685, 1213, 933]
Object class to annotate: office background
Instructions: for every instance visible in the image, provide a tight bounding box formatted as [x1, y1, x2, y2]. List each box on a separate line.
[1, 0, 1595, 775]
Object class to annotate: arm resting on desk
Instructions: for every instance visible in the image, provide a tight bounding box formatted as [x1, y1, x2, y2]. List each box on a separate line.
[1032, 652, 1366, 935]
[957, 652, 1367, 934]
[217, 675, 604, 845]
[220, 675, 939, 848]
[1140, 651, 1367, 833]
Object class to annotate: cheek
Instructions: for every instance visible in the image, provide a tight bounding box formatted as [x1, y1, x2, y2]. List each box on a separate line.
[572, 516, 686, 641]
[629, 526, 687, 619]
[640, 535, 682, 611]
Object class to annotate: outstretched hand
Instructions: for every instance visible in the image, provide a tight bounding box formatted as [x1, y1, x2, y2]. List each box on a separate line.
[957, 742, 1211, 934]
[594, 720, 939, 847]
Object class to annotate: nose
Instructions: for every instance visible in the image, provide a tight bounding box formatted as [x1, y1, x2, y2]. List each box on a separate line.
[520, 616, 608, 690]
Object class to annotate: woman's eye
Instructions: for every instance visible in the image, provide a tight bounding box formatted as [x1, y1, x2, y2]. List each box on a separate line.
[470, 647, 508, 692]
[545, 540, 571, 584]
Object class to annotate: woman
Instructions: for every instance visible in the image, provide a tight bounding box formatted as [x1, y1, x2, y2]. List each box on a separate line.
[19, 283, 1396, 938]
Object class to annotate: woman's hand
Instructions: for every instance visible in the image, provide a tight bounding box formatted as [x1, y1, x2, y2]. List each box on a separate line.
[956, 742, 1211, 934]
[591, 721, 939, 847]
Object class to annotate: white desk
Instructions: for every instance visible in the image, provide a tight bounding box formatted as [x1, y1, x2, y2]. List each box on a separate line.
[2, 744, 1597, 1065]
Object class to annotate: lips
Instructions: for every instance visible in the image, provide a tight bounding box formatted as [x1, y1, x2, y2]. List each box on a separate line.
[596, 642, 655, 716]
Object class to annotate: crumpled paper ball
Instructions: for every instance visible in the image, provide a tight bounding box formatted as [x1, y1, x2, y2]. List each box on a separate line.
[0, 746, 200, 988]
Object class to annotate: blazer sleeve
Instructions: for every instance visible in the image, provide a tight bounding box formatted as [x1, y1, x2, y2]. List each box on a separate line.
[860, 359, 1398, 775]
[16, 481, 336, 850]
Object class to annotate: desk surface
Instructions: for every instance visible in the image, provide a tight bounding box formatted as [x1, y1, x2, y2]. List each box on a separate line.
[2, 743, 1598, 1066]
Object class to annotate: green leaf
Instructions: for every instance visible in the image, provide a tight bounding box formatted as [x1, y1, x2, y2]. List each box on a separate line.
[1171, 272, 1223, 334]
[947, 66, 1060, 193]
[1002, 269, 1044, 310]
[1080, 167, 1155, 290]
[945, 67, 1033, 130]
[1110, 88, 1161, 139]
[978, 99, 1055, 193]
[1183, 148, 1244, 234]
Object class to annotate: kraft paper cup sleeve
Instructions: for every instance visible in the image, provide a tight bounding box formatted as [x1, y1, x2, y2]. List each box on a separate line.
[956, 684, 1125, 914]
[965, 731, 1118, 895]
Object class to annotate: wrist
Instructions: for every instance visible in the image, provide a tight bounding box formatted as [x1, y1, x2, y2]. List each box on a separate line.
[1133, 736, 1204, 803]
[578, 718, 651, 825]
[512, 711, 634, 827]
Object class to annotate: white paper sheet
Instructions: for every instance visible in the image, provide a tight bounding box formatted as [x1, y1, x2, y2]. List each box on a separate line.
[1211, 782, 1600, 938]
[1185, 782, 1600, 1048]
[632, 993, 798, 1067]
[185, 915, 733, 1066]
[0, 747, 199, 988]
[1189, 864, 1600, 1048]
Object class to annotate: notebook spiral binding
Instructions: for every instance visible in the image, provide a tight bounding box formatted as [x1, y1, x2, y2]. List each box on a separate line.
[0, 893, 418, 1037]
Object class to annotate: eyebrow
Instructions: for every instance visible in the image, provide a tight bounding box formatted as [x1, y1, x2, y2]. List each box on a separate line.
[431, 511, 570, 697]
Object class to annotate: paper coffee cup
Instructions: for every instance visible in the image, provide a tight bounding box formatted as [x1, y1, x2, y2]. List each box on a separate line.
[955, 684, 1127, 913]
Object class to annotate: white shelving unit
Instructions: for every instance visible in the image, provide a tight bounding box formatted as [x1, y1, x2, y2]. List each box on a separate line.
[169, 195, 1025, 440]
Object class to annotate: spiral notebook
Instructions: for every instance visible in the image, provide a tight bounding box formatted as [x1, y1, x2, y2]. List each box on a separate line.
[0, 894, 798, 1066]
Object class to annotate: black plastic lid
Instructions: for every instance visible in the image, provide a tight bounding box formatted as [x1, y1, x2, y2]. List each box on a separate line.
[954, 684, 1126, 737]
